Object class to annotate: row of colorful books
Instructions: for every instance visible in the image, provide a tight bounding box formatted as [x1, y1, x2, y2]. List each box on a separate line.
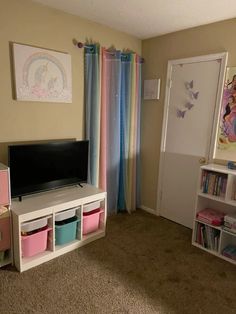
[195, 222, 220, 251]
[201, 170, 227, 197]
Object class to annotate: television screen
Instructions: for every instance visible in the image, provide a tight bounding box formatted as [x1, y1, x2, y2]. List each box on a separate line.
[8, 140, 89, 198]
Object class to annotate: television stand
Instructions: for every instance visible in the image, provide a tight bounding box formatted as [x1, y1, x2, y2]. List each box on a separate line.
[11, 184, 107, 272]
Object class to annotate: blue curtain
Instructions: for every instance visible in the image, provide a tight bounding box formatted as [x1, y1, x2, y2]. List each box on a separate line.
[84, 45, 100, 187]
[118, 54, 132, 210]
[103, 51, 121, 213]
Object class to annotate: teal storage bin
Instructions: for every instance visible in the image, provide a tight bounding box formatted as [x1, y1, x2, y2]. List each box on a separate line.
[55, 216, 80, 245]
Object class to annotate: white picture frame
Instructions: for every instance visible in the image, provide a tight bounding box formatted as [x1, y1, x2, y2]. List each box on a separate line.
[143, 79, 160, 100]
[214, 66, 236, 161]
[12, 43, 72, 103]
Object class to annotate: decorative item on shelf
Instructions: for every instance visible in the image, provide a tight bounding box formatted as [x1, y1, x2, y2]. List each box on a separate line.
[222, 245, 236, 260]
[224, 213, 236, 233]
[227, 161, 236, 170]
[196, 208, 225, 226]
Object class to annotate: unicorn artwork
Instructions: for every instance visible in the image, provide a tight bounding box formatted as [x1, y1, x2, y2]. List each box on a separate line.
[13, 43, 72, 103]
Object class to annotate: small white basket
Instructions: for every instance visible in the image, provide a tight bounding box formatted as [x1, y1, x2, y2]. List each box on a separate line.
[83, 201, 101, 213]
[55, 207, 79, 222]
[21, 216, 50, 233]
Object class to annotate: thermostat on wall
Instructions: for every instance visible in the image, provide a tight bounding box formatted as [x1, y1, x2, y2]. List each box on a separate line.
[144, 78, 160, 100]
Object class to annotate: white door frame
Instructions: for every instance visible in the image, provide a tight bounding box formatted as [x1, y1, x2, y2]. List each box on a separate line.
[156, 52, 228, 215]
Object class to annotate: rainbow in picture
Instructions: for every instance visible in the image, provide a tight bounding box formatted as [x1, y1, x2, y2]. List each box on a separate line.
[13, 43, 72, 103]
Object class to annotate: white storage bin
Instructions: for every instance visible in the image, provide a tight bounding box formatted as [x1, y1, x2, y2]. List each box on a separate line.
[21, 216, 50, 233]
[83, 201, 101, 213]
[55, 207, 79, 222]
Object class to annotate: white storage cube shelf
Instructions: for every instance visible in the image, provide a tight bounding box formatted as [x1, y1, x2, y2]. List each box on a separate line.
[0, 163, 12, 268]
[192, 164, 236, 265]
[11, 184, 107, 272]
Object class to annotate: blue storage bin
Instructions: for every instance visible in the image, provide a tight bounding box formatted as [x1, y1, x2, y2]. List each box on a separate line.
[55, 216, 80, 245]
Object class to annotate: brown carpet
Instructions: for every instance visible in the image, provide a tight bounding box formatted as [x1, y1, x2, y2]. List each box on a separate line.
[0, 210, 236, 314]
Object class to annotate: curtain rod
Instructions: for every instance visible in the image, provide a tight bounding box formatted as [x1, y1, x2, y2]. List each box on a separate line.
[73, 40, 92, 50]
[73, 39, 144, 62]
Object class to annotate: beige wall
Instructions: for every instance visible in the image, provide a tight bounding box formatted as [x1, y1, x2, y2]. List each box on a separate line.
[3, 1, 235, 212]
[0, 0, 141, 157]
[141, 18, 236, 210]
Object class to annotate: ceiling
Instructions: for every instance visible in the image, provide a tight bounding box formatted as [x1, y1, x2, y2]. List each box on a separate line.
[33, 0, 236, 39]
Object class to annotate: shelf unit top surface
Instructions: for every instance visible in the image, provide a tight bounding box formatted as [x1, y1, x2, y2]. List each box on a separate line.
[201, 163, 236, 175]
[0, 163, 8, 170]
[11, 184, 106, 215]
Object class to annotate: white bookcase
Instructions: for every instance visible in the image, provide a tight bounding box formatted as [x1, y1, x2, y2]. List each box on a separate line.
[192, 163, 236, 265]
[11, 184, 107, 272]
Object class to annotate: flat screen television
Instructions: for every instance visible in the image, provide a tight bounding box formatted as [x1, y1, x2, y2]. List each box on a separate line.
[8, 140, 89, 199]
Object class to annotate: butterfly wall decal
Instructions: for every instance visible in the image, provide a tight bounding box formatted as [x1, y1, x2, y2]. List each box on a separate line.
[175, 80, 200, 119]
[185, 80, 193, 90]
[176, 109, 187, 118]
[185, 102, 194, 110]
[189, 91, 199, 100]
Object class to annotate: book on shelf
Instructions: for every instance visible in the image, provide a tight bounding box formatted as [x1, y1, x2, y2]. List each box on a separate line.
[208, 174, 216, 195]
[196, 208, 225, 226]
[201, 171, 227, 197]
[223, 213, 236, 233]
[195, 222, 220, 251]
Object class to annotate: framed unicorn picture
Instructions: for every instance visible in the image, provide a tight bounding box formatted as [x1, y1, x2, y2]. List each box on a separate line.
[214, 66, 236, 161]
[12, 43, 72, 103]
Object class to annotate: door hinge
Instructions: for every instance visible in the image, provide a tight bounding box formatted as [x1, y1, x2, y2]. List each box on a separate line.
[160, 190, 163, 202]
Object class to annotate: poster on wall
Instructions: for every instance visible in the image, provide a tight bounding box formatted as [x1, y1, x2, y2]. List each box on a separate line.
[12, 43, 72, 103]
[215, 67, 236, 161]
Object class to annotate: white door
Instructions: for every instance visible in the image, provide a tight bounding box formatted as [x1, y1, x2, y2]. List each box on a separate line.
[158, 53, 227, 228]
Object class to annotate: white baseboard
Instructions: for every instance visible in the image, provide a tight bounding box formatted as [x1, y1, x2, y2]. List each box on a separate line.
[139, 205, 158, 216]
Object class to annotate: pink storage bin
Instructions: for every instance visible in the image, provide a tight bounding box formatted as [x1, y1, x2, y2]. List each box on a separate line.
[21, 227, 52, 257]
[0, 169, 10, 206]
[83, 210, 102, 235]
[0, 216, 11, 251]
